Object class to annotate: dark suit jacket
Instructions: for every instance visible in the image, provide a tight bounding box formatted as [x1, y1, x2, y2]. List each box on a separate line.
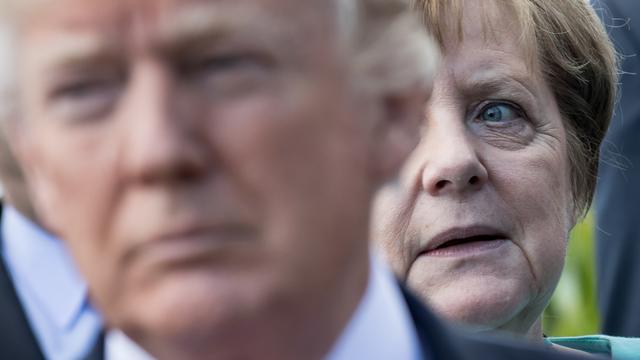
[84, 285, 593, 360]
[595, 0, 640, 337]
[0, 206, 46, 360]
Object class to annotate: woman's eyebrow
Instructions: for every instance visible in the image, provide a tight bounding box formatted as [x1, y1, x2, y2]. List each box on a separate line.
[458, 71, 539, 105]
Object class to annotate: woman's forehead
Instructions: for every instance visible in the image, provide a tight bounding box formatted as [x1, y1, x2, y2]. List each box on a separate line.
[419, 0, 532, 52]
[418, 0, 537, 73]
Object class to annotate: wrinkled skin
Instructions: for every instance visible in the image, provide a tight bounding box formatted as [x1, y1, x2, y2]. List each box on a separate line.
[373, 0, 573, 340]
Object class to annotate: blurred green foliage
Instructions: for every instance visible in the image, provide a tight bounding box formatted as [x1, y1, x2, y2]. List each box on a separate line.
[543, 212, 599, 336]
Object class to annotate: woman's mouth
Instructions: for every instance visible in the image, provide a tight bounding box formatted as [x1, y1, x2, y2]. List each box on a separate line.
[421, 226, 509, 257]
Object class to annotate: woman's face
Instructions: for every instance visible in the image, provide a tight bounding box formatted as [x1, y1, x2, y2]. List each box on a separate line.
[373, 0, 573, 337]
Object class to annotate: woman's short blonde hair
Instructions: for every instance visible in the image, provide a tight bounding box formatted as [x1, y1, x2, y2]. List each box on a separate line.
[413, 0, 617, 218]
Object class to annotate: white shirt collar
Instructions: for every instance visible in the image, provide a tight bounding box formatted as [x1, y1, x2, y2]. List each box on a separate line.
[106, 253, 423, 360]
[106, 331, 154, 360]
[325, 253, 423, 360]
[1, 205, 102, 359]
[1, 206, 89, 330]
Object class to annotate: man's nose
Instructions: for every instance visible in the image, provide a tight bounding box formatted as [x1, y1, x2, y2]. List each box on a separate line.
[119, 63, 208, 185]
[418, 110, 488, 197]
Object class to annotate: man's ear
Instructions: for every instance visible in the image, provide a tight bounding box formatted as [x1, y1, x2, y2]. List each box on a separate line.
[5, 119, 43, 211]
[0, 118, 39, 220]
[5, 117, 31, 173]
[5, 118, 60, 233]
[4, 118, 35, 196]
[371, 82, 431, 185]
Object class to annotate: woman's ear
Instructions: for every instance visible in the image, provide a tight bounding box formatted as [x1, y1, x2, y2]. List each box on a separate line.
[371, 82, 431, 185]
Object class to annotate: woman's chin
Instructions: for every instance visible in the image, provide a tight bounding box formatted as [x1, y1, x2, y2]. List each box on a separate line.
[417, 281, 532, 332]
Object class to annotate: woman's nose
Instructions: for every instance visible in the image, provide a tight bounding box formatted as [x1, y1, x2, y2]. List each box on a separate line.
[419, 126, 488, 197]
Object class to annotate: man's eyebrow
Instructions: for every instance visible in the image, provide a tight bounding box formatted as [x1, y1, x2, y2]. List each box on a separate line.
[35, 33, 118, 72]
[156, 3, 284, 52]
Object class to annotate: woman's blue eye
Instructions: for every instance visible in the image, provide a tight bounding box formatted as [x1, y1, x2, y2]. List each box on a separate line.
[480, 104, 520, 123]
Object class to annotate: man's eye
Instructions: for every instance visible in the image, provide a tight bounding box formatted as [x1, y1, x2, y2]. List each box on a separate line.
[53, 79, 114, 100]
[48, 77, 120, 122]
[201, 55, 246, 71]
[477, 103, 522, 123]
[181, 52, 273, 98]
[185, 54, 263, 77]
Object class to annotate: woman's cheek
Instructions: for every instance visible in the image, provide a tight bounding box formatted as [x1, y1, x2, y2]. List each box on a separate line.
[506, 157, 570, 297]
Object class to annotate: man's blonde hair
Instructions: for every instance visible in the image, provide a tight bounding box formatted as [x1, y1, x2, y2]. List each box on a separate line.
[413, 0, 617, 218]
[0, 0, 438, 122]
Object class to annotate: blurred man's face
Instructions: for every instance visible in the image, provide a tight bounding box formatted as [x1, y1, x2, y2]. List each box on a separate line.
[15, 0, 381, 351]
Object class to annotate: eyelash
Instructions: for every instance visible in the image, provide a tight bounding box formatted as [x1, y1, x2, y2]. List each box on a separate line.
[471, 100, 527, 124]
[52, 79, 108, 99]
[180, 52, 269, 78]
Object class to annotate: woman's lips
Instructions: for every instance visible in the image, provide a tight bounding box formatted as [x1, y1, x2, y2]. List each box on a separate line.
[420, 225, 509, 257]
[424, 237, 508, 257]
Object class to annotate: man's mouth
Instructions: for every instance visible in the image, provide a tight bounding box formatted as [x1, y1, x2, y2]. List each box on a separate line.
[125, 223, 256, 269]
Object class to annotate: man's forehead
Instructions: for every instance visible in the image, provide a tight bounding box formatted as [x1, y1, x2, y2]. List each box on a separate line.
[17, 0, 335, 64]
[18, 0, 336, 43]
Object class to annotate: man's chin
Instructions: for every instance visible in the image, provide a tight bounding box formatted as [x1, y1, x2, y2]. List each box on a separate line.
[117, 276, 260, 340]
